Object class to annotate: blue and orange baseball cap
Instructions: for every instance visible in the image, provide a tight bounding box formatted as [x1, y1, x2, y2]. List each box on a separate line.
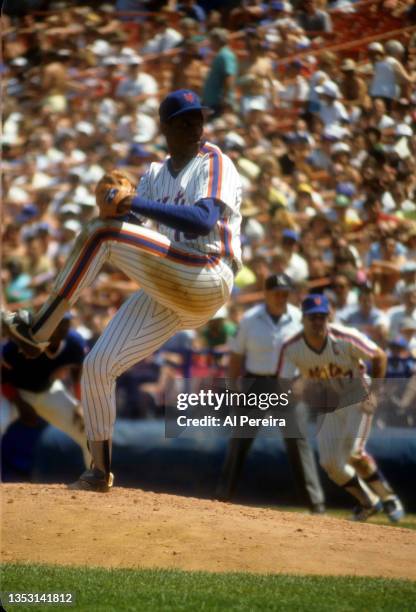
[159, 89, 208, 123]
[302, 294, 330, 315]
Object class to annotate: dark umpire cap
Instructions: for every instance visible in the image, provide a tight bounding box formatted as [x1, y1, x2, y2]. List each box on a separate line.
[159, 89, 208, 123]
[265, 273, 293, 291]
[302, 294, 330, 315]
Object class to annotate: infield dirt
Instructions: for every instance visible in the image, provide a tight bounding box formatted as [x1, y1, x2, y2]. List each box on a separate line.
[2, 484, 415, 579]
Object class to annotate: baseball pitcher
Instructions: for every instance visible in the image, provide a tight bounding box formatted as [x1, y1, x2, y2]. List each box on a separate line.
[3, 90, 242, 492]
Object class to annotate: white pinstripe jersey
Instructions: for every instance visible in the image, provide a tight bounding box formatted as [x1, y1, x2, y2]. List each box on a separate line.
[278, 322, 379, 381]
[137, 141, 242, 268]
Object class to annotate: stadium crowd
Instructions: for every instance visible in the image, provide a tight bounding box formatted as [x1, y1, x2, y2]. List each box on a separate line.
[2, 0, 416, 439]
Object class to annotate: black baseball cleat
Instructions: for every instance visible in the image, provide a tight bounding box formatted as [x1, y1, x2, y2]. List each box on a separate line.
[351, 500, 382, 522]
[68, 468, 114, 493]
[1, 309, 49, 358]
[214, 482, 232, 502]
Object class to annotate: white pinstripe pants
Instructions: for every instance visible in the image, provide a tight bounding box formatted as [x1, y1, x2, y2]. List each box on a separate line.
[32, 219, 234, 440]
[317, 403, 373, 486]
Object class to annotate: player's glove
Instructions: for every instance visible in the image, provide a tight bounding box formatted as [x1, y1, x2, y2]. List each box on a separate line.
[95, 170, 137, 219]
[305, 380, 340, 414]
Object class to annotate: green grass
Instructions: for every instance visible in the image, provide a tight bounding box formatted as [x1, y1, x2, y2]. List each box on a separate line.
[1, 564, 416, 612]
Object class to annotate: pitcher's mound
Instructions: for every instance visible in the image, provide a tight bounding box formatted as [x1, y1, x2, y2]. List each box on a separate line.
[2, 484, 415, 579]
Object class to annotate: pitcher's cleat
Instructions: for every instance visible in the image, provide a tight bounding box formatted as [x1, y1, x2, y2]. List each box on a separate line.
[383, 496, 405, 523]
[351, 500, 382, 522]
[68, 468, 114, 493]
[1, 309, 49, 358]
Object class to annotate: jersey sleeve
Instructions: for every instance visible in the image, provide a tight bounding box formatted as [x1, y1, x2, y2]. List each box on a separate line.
[346, 328, 380, 361]
[277, 343, 298, 379]
[193, 147, 242, 215]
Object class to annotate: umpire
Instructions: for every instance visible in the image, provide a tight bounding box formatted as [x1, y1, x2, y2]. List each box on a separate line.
[215, 273, 325, 513]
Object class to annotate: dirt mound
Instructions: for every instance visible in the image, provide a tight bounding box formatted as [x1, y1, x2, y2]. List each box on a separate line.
[2, 484, 415, 579]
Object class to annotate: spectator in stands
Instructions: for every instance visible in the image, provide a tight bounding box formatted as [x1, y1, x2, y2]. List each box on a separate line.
[395, 260, 416, 297]
[329, 193, 361, 232]
[178, 0, 206, 25]
[291, 184, 319, 222]
[385, 336, 415, 379]
[261, 2, 298, 51]
[239, 254, 271, 294]
[238, 28, 276, 115]
[368, 234, 407, 294]
[21, 232, 54, 289]
[339, 58, 368, 107]
[116, 97, 158, 144]
[229, 0, 267, 31]
[368, 97, 395, 131]
[278, 59, 310, 109]
[280, 229, 309, 282]
[40, 51, 76, 113]
[399, 317, 416, 356]
[202, 28, 238, 116]
[315, 80, 349, 127]
[141, 12, 183, 54]
[306, 50, 338, 112]
[115, 55, 158, 114]
[370, 40, 415, 108]
[296, 0, 333, 34]
[279, 133, 308, 176]
[199, 305, 236, 349]
[171, 37, 208, 94]
[388, 284, 416, 339]
[328, 272, 357, 320]
[3, 259, 33, 306]
[356, 194, 403, 236]
[341, 284, 389, 345]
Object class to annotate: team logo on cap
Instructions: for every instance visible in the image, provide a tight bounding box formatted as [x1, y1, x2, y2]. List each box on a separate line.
[184, 92, 194, 102]
[314, 297, 322, 305]
[105, 188, 117, 203]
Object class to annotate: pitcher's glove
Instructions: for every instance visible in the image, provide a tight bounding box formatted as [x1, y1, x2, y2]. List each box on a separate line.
[95, 170, 137, 219]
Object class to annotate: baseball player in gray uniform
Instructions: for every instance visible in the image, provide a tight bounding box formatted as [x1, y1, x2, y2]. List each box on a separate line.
[278, 294, 404, 522]
[3, 90, 242, 492]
